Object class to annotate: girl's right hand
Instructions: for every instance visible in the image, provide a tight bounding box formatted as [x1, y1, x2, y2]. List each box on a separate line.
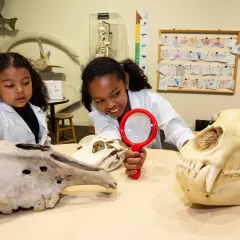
[124, 148, 147, 176]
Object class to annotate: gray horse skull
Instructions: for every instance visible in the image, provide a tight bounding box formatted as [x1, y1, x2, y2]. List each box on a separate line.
[0, 141, 117, 214]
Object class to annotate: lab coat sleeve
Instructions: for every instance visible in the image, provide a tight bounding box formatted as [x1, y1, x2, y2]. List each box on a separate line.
[42, 117, 52, 146]
[164, 118, 194, 150]
[89, 111, 121, 140]
[0, 113, 3, 140]
[43, 134, 52, 146]
[151, 95, 194, 150]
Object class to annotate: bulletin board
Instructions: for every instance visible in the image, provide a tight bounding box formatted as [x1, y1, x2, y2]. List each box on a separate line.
[157, 29, 240, 94]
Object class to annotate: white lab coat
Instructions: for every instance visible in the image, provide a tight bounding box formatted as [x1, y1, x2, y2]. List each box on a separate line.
[0, 100, 51, 145]
[89, 89, 194, 150]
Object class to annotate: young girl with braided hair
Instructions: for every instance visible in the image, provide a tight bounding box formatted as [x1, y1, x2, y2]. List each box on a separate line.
[81, 57, 193, 177]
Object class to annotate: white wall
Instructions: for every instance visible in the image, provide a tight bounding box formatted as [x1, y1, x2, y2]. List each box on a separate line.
[3, 0, 240, 129]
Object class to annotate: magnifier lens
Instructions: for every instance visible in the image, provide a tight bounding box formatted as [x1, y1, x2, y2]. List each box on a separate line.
[124, 113, 152, 144]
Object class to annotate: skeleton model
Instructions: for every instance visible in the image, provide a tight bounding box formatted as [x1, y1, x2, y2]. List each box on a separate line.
[0, 141, 117, 215]
[176, 108, 240, 205]
[95, 26, 111, 57]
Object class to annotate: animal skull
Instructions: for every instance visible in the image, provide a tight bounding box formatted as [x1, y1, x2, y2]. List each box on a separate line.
[0, 141, 117, 214]
[72, 135, 127, 172]
[176, 108, 240, 205]
[33, 38, 51, 71]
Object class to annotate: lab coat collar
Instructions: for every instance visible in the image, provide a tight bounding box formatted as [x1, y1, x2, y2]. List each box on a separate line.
[127, 90, 141, 109]
[0, 100, 41, 113]
[0, 100, 45, 133]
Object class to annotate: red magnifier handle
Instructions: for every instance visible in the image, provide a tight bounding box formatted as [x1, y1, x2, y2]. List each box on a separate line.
[131, 145, 142, 179]
[131, 169, 141, 179]
[119, 108, 158, 180]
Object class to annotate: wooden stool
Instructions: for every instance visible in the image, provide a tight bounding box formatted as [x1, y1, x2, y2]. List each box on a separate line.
[48, 113, 77, 144]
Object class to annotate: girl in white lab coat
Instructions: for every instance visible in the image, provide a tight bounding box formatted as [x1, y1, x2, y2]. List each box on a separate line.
[81, 57, 194, 177]
[0, 52, 51, 145]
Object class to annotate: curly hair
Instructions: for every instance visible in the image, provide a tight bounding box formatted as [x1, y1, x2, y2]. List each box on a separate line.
[81, 57, 152, 112]
[0, 52, 49, 111]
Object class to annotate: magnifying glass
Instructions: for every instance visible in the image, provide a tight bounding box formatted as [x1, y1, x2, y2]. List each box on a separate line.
[119, 108, 158, 179]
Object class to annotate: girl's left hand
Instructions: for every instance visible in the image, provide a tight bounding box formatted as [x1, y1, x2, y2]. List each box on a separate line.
[124, 148, 147, 176]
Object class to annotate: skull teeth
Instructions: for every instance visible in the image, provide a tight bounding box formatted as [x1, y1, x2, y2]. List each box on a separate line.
[194, 162, 204, 173]
[189, 162, 195, 170]
[206, 167, 221, 193]
[176, 157, 196, 172]
[177, 157, 222, 193]
[222, 169, 240, 176]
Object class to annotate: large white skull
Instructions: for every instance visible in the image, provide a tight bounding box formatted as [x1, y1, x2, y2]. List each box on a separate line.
[176, 108, 240, 205]
[72, 135, 127, 172]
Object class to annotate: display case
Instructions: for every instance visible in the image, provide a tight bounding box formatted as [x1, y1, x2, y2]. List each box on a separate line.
[89, 13, 126, 60]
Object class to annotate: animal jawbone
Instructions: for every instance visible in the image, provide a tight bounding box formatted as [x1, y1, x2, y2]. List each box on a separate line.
[176, 158, 222, 193]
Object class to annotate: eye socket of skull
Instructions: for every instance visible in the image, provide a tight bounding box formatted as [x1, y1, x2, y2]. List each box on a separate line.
[92, 141, 105, 153]
[194, 126, 223, 151]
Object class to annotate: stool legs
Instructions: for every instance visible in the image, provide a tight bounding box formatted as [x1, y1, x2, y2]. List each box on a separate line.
[61, 119, 65, 140]
[55, 120, 60, 144]
[54, 118, 77, 144]
[69, 118, 77, 143]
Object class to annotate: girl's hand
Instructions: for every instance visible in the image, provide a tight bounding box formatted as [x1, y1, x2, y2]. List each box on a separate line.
[124, 148, 147, 176]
